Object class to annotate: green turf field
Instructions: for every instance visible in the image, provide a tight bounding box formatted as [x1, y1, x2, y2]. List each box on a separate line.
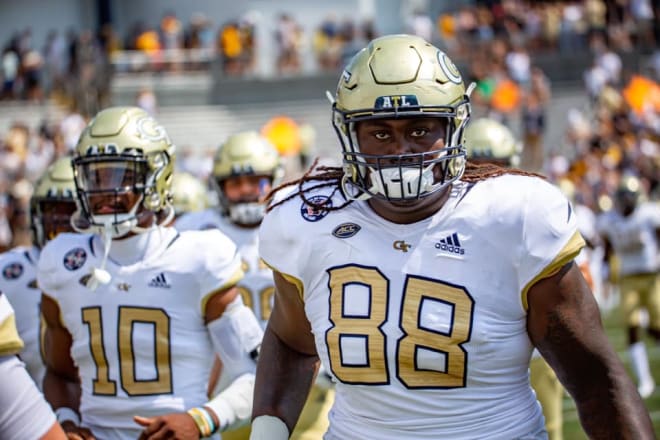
[561, 305, 660, 438]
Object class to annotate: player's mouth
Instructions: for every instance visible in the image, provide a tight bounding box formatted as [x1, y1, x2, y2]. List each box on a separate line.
[94, 204, 127, 214]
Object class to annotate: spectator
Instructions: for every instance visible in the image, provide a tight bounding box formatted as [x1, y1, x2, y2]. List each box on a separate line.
[1, 46, 19, 100]
[274, 13, 302, 75]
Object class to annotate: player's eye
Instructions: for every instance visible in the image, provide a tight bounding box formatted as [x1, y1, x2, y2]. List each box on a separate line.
[373, 131, 390, 140]
[410, 128, 429, 137]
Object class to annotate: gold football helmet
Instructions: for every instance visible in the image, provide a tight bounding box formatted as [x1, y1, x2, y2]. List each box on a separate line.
[212, 131, 283, 225]
[615, 174, 643, 216]
[170, 172, 209, 218]
[71, 106, 176, 238]
[464, 118, 520, 167]
[333, 34, 471, 201]
[30, 156, 77, 248]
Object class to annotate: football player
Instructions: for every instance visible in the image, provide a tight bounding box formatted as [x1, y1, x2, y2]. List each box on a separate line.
[597, 175, 660, 399]
[466, 117, 565, 440]
[249, 35, 653, 439]
[463, 117, 521, 168]
[177, 131, 335, 440]
[0, 292, 67, 439]
[170, 171, 209, 221]
[0, 156, 78, 389]
[38, 107, 263, 439]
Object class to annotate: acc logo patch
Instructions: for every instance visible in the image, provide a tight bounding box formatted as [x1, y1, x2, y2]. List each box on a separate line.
[2, 262, 23, 280]
[301, 195, 332, 222]
[332, 222, 361, 239]
[63, 248, 87, 271]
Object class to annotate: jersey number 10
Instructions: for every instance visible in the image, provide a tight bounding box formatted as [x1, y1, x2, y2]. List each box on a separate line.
[82, 306, 172, 396]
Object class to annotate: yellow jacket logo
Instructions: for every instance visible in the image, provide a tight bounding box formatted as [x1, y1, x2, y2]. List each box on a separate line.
[393, 240, 411, 252]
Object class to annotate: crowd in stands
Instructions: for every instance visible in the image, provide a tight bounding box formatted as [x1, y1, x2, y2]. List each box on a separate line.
[0, 1, 657, 261]
[2, 0, 655, 86]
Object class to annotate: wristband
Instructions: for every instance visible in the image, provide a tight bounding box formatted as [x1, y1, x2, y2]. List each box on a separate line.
[187, 407, 217, 437]
[250, 415, 289, 440]
[55, 407, 80, 426]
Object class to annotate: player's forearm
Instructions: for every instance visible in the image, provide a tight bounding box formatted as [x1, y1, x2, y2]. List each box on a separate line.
[252, 326, 318, 433]
[539, 319, 654, 437]
[43, 367, 80, 411]
[571, 367, 654, 439]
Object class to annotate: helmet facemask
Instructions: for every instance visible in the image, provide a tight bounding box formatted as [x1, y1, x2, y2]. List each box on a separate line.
[72, 149, 172, 239]
[214, 175, 274, 226]
[334, 102, 470, 202]
[31, 195, 78, 249]
[30, 156, 78, 249]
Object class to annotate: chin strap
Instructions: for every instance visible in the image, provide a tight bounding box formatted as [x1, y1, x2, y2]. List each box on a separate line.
[86, 221, 113, 291]
[340, 173, 372, 202]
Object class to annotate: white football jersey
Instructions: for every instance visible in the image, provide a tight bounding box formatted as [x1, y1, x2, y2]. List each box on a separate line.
[177, 209, 274, 326]
[37, 227, 243, 439]
[597, 202, 660, 276]
[0, 292, 23, 356]
[0, 246, 45, 387]
[259, 175, 584, 440]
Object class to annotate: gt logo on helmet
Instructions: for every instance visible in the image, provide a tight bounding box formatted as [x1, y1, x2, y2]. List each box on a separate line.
[437, 51, 462, 84]
[137, 117, 170, 143]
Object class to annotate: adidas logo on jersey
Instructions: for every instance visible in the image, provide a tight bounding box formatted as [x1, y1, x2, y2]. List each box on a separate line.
[435, 233, 465, 255]
[148, 273, 171, 289]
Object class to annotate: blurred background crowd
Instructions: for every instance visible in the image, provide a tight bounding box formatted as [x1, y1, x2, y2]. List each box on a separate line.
[0, 0, 658, 277]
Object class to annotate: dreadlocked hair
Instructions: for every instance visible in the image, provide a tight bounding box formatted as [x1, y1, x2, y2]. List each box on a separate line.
[266, 158, 545, 213]
[266, 158, 351, 213]
[461, 161, 545, 182]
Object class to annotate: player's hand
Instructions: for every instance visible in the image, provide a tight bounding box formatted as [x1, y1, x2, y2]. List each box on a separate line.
[134, 414, 200, 440]
[61, 421, 96, 439]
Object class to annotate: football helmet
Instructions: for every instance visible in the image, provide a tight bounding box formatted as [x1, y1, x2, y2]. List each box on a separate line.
[464, 118, 521, 167]
[332, 34, 471, 201]
[30, 156, 77, 249]
[170, 171, 209, 217]
[615, 174, 642, 216]
[71, 106, 175, 238]
[212, 131, 283, 225]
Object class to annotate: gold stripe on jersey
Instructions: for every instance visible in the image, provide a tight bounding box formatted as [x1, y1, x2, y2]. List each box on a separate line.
[279, 272, 304, 302]
[262, 259, 304, 302]
[259, 286, 275, 321]
[200, 267, 245, 315]
[0, 314, 24, 356]
[39, 312, 47, 363]
[521, 231, 585, 311]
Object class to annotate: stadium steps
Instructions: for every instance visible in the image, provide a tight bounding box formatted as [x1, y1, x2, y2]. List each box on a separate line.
[0, 99, 67, 133]
[154, 100, 339, 160]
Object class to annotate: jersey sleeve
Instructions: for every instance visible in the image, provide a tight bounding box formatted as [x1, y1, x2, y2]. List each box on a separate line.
[258, 192, 304, 280]
[641, 202, 660, 227]
[0, 293, 23, 356]
[519, 179, 585, 309]
[198, 229, 244, 310]
[36, 236, 68, 297]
